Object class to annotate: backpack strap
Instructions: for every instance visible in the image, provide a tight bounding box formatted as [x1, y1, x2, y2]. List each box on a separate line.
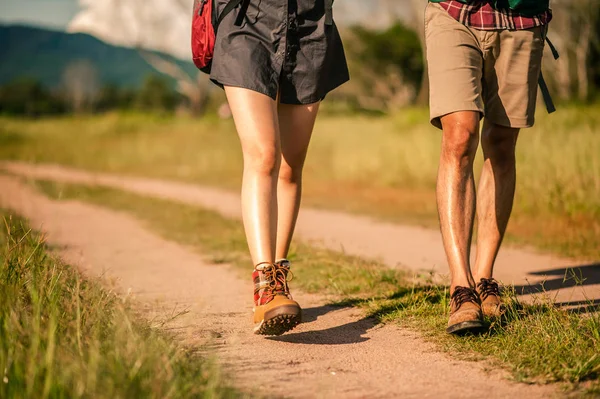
[216, 0, 245, 29]
[538, 72, 555, 114]
[538, 25, 559, 114]
[545, 36, 560, 61]
[325, 0, 333, 25]
[234, 0, 251, 26]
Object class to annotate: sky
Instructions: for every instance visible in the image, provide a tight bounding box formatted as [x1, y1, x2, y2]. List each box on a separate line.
[0, 0, 80, 29]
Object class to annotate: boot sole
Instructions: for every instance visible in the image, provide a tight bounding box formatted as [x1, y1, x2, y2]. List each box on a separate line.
[446, 320, 484, 335]
[254, 305, 302, 336]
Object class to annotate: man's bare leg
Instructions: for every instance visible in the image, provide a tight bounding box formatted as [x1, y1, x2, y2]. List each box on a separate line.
[472, 120, 519, 317]
[438, 111, 480, 291]
[473, 120, 519, 280]
[437, 111, 484, 334]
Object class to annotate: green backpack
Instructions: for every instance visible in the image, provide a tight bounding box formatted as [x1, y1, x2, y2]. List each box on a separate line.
[430, 0, 549, 17]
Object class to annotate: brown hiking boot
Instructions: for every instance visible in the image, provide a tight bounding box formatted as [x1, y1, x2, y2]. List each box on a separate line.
[447, 286, 484, 334]
[476, 278, 505, 318]
[252, 260, 301, 336]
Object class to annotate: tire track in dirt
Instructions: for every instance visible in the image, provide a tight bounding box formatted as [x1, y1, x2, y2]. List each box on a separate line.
[0, 174, 558, 398]
[3, 161, 598, 305]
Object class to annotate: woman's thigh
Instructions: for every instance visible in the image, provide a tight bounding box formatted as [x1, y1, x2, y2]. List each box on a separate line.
[278, 102, 320, 166]
[225, 86, 281, 167]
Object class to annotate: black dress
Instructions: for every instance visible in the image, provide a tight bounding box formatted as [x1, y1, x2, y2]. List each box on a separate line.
[210, 0, 350, 104]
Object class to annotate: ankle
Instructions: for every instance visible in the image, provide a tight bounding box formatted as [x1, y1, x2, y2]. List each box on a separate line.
[450, 276, 475, 292]
[473, 273, 493, 283]
[450, 282, 473, 294]
[254, 261, 274, 271]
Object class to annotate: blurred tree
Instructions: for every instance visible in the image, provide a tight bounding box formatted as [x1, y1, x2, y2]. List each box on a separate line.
[136, 74, 179, 112]
[410, 0, 428, 106]
[352, 24, 424, 86]
[590, 12, 600, 99]
[62, 59, 100, 113]
[0, 79, 66, 116]
[96, 84, 136, 111]
[379, 0, 428, 105]
[138, 49, 211, 116]
[571, 0, 598, 101]
[342, 22, 424, 112]
[545, 0, 599, 102]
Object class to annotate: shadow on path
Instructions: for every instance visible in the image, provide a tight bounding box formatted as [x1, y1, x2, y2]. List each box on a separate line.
[553, 298, 600, 314]
[514, 263, 600, 293]
[268, 304, 376, 345]
[300, 304, 350, 323]
[511, 262, 600, 312]
[267, 317, 375, 345]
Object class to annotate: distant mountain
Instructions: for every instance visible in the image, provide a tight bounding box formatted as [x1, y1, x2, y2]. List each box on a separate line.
[0, 25, 198, 88]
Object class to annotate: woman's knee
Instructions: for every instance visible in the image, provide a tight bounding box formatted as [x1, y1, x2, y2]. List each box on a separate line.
[243, 145, 281, 176]
[278, 158, 304, 184]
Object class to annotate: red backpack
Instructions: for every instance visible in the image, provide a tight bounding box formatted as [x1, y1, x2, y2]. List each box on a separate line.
[191, 0, 248, 73]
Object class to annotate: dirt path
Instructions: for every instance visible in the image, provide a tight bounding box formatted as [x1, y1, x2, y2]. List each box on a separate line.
[3, 161, 598, 306]
[0, 174, 559, 398]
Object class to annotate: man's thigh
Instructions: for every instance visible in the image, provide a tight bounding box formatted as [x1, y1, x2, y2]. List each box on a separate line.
[483, 27, 545, 128]
[425, 3, 484, 130]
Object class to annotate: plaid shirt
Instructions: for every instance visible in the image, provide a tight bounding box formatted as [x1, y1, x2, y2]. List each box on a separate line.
[437, 1, 552, 30]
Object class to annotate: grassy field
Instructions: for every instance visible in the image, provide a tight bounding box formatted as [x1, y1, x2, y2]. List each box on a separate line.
[0, 211, 238, 398]
[1, 107, 599, 259]
[30, 179, 600, 393]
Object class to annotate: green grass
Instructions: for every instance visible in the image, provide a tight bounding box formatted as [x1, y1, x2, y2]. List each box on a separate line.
[30, 179, 600, 392]
[1, 108, 599, 259]
[0, 211, 238, 398]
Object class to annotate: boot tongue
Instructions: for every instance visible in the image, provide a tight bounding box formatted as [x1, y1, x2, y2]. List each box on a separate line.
[252, 264, 283, 306]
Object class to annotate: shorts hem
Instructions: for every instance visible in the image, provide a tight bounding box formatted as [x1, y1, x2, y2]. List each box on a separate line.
[430, 103, 484, 130]
[484, 115, 534, 129]
[209, 77, 278, 101]
[279, 96, 322, 105]
[211, 74, 350, 106]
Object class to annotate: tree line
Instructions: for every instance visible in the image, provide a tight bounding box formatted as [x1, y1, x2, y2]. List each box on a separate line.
[0, 73, 182, 117]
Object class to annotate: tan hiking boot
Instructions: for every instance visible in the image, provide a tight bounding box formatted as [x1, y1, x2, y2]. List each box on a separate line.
[252, 260, 301, 335]
[476, 278, 505, 318]
[447, 286, 484, 334]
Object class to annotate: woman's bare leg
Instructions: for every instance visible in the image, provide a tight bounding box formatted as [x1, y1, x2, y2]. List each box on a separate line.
[225, 86, 280, 265]
[275, 102, 320, 260]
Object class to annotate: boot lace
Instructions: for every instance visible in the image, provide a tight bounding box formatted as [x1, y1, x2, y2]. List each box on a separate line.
[477, 278, 500, 301]
[451, 286, 480, 308]
[255, 262, 294, 303]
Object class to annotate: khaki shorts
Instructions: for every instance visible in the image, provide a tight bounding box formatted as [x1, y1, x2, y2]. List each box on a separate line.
[425, 3, 545, 129]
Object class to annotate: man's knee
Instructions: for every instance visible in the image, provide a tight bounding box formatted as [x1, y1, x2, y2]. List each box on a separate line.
[481, 123, 519, 166]
[440, 113, 480, 164]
